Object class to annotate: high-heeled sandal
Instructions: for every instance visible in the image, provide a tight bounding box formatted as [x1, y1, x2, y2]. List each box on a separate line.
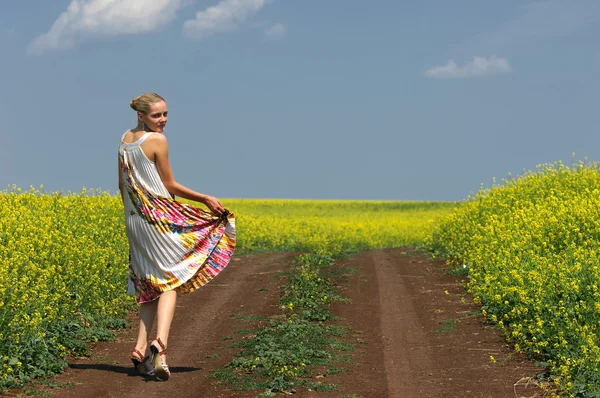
[150, 338, 170, 381]
[130, 348, 154, 376]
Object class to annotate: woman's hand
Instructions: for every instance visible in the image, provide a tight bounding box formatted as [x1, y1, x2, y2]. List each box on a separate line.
[203, 195, 225, 215]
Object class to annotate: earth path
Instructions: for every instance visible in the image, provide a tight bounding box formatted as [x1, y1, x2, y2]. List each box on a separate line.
[7, 248, 542, 398]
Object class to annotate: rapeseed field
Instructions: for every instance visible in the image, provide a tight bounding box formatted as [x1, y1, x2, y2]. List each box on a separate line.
[0, 187, 455, 391]
[426, 160, 600, 397]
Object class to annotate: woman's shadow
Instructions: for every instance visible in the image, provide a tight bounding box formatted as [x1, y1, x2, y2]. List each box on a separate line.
[68, 363, 201, 381]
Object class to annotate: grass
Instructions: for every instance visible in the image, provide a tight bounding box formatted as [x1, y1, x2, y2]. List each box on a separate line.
[434, 318, 458, 334]
[203, 353, 220, 359]
[445, 264, 469, 276]
[212, 251, 355, 396]
[229, 314, 269, 322]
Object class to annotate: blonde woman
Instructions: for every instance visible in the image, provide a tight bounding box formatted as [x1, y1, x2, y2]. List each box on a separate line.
[118, 92, 236, 381]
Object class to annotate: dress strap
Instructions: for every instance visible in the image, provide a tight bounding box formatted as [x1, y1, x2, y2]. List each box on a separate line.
[120, 131, 154, 146]
[137, 132, 154, 145]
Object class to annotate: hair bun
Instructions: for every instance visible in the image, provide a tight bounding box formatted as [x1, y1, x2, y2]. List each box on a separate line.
[129, 97, 140, 111]
[129, 93, 165, 114]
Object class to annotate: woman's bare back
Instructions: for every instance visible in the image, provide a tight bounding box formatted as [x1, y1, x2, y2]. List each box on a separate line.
[122, 130, 160, 163]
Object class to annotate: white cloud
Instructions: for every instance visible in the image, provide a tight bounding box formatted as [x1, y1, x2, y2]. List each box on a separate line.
[425, 56, 512, 79]
[183, 0, 270, 40]
[27, 0, 182, 55]
[264, 23, 285, 40]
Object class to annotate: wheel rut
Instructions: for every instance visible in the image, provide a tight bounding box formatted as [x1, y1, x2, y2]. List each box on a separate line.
[6, 249, 542, 398]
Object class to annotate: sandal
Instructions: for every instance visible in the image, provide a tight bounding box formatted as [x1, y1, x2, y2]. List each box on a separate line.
[150, 338, 170, 381]
[130, 348, 154, 376]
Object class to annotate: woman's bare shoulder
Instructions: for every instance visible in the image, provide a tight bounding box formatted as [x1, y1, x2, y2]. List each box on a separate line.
[144, 133, 169, 157]
[147, 132, 168, 143]
[120, 130, 134, 143]
[142, 133, 168, 150]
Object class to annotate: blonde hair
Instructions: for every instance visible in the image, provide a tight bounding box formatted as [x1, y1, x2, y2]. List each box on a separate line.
[129, 92, 165, 114]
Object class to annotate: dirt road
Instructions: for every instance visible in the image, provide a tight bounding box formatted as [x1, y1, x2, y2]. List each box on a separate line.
[6, 248, 542, 398]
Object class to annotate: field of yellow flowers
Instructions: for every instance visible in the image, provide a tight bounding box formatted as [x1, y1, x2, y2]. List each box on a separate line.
[0, 187, 456, 391]
[425, 160, 600, 397]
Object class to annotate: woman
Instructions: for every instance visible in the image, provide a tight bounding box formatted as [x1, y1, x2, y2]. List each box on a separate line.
[118, 92, 236, 381]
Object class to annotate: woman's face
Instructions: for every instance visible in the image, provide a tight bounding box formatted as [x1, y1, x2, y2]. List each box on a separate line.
[140, 101, 168, 133]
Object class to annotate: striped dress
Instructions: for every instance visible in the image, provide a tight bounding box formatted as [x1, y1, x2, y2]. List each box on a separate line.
[118, 132, 236, 303]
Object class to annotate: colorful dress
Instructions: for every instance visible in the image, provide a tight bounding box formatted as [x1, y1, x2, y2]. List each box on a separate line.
[118, 132, 236, 303]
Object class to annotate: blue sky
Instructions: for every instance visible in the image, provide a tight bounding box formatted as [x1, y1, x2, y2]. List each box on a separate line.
[1, 0, 599, 201]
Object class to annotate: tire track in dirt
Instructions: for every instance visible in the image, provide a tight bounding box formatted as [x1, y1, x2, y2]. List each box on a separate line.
[373, 249, 439, 397]
[326, 248, 542, 398]
[6, 249, 543, 398]
[7, 252, 297, 398]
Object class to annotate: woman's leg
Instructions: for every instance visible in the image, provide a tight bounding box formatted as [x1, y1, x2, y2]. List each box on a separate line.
[136, 299, 158, 354]
[153, 290, 177, 358]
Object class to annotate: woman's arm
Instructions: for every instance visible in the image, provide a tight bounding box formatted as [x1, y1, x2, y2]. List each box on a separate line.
[118, 156, 124, 201]
[152, 134, 225, 214]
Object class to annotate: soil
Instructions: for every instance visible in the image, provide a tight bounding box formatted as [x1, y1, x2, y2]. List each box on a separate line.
[4, 248, 544, 398]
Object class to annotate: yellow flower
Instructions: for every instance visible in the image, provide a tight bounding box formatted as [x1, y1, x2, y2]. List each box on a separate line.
[424, 159, 600, 395]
